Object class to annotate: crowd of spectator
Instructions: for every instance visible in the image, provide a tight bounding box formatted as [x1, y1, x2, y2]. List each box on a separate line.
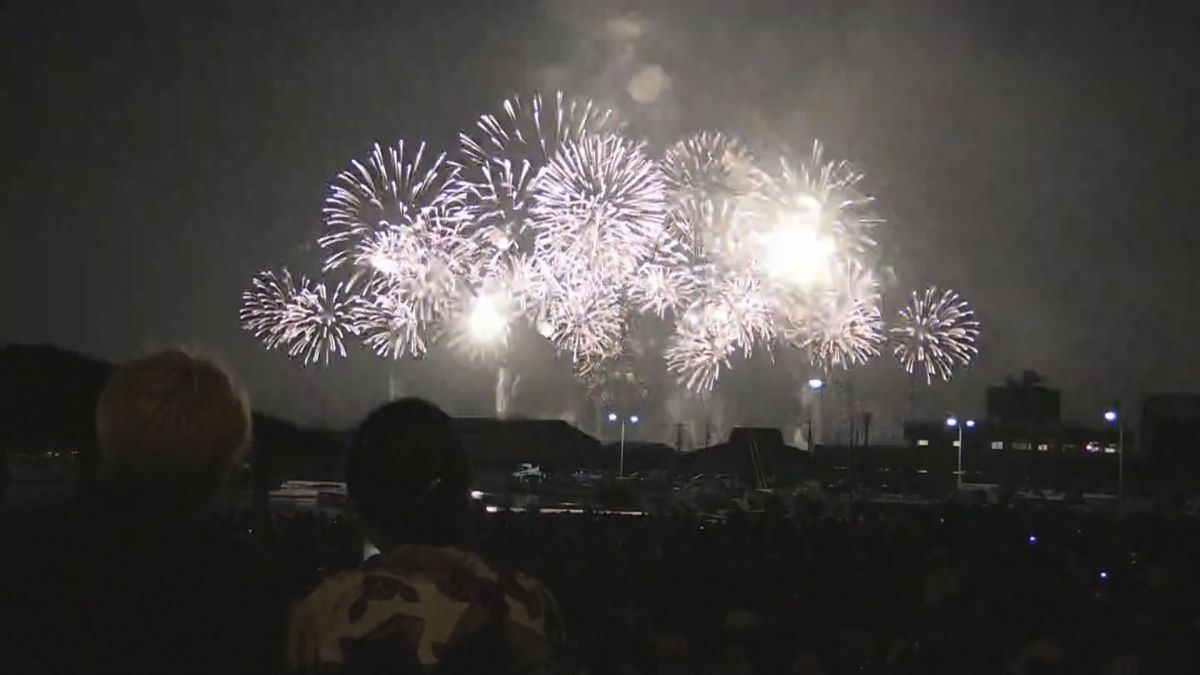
[4, 349, 1200, 674]
[258, 500, 1200, 674]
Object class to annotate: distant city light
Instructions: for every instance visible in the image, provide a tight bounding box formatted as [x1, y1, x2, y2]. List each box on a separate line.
[1104, 409, 1118, 423]
[470, 490, 484, 500]
[629, 415, 640, 424]
[946, 416, 958, 427]
[607, 412, 619, 422]
[965, 419, 976, 428]
[1099, 571, 1109, 581]
[1028, 534, 1038, 545]
[807, 378, 824, 390]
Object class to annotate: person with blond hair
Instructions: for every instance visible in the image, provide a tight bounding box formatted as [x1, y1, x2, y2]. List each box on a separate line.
[1, 350, 285, 674]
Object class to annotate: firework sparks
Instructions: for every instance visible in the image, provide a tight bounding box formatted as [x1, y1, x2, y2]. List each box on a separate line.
[664, 319, 736, 393]
[240, 269, 300, 350]
[243, 111, 979, 395]
[540, 271, 624, 361]
[352, 205, 474, 323]
[279, 279, 361, 365]
[529, 133, 667, 283]
[779, 259, 884, 370]
[320, 141, 458, 271]
[446, 286, 519, 361]
[891, 287, 980, 383]
[751, 141, 881, 272]
[453, 92, 615, 269]
[662, 131, 762, 212]
[351, 285, 429, 359]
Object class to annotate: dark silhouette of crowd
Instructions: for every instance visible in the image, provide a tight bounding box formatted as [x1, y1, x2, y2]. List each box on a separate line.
[4, 350, 1200, 674]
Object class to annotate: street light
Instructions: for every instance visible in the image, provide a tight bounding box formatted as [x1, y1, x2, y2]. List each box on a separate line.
[946, 416, 975, 489]
[1105, 406, 1123, 504]
[806, 378, 824, 451]
[607, 412, 639, 477]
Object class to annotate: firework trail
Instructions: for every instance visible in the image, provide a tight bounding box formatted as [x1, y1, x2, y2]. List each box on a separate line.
[529, 132, 667, 284]
[320, 141, 458, 272]
[891, 287, 980, 383]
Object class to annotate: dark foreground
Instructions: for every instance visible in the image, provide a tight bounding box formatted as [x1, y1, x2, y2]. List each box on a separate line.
[255, 503, 1199, 674]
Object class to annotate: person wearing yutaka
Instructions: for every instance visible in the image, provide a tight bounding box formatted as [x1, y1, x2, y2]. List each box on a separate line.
[0, 350, 286, 674]
[288, 398, 568, 674]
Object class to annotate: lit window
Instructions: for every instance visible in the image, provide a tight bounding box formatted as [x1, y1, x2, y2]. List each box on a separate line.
[1037, 443, 1050, 452]
[916, 439, 930, 447]
[952, 440, 961, 448]
[1104, 446, 1117, 454]
[1013, 441, 1031, 451]
[1086, 441, 1101, 453]
[991, 441, 1004, 450]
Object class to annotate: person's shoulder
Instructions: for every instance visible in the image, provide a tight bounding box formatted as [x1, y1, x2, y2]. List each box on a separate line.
[295, 566, 366, 613]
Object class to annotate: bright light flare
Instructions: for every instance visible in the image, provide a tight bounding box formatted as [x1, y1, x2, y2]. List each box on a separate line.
[466, 294, 508, 345]
[759, 218, 836, 288]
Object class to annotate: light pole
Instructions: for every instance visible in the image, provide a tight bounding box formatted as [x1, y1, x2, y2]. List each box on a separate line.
[608, 412, 639, 477]
[946, 416, 976, 489]
[1105, 406, 1123, 503]
[806, 378, 824, 451]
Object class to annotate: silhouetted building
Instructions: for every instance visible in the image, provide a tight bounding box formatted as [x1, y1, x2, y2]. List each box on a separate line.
[453, 418, 601, 472]
[1142, 395, 1200, 480]
[986, 372, 1062, 436]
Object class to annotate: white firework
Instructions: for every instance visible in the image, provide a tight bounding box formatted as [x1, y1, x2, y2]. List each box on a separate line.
[754, 140, 881, 260]
[352, 286, 430, 359]
[320, 141, 458, 271]
[540, 272, 624, 361]
[452, 92, 615, 273]
[284, 280, 361, 366]
[529, 133, 667, 285]
[239, 269, 300, 350]
[891, 287, 980, 384]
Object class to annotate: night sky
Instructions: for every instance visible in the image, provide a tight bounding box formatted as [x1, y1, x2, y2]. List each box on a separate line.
[5, 1, 1199, 443]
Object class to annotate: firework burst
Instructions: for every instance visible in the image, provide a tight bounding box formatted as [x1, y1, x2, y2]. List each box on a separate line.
[540, 271, 624, 361]
[320, 141, 458, 272]
[239, 269, 360, 364]
[239, 269, 300, 350]
[891, 287, 980, 383]
[352, 205, 474, 324]
[529, 133, 667, 283]
[351, 285, 430, 359]
[752, 141, 882, 266]
[453, 92, 615, 269]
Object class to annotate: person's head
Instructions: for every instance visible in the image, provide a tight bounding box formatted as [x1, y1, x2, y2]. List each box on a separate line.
[96, 350, 250, 510]
[347, 398, 471, 548]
